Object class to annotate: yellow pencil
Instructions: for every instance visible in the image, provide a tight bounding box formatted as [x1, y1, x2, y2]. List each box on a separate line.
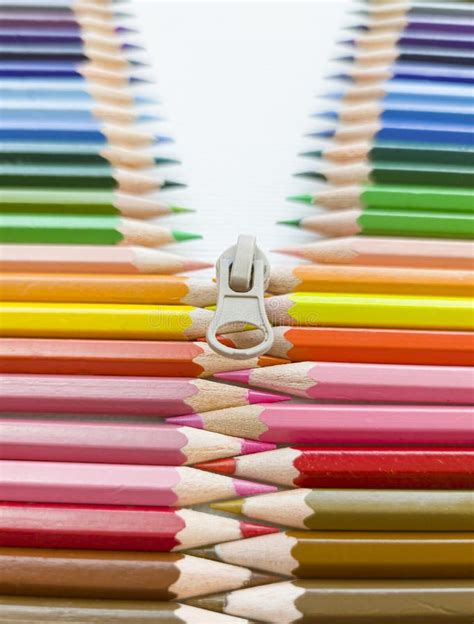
[264, 293, 474, 331]
[0, 302, 214, 341]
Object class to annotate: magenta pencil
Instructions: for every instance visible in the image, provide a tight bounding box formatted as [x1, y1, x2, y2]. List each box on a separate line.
[0, 374, 287, 417]
[169, 405, 474, 446]
[215, 362, 474, 404]
[0, 461, 277, 507]
[0, 419, 274, 465]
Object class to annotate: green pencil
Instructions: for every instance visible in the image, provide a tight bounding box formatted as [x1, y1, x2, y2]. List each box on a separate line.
[280, 209, 474, 240]
[0, 189, 192, 219]
[296, 162, 474, 188]
[0, 213, 201, 246]
[289, 184, 474, 213]
[301, 141, 474, 167]
[0, 164, 185, 193]
[0, 142, 179, 169]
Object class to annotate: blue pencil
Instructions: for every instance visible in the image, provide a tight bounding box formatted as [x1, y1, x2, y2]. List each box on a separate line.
[318, 108, 474, 126]
[312, 122, 474, 146]
[0, 108, 158, 124]
[335, 63, 474, 85]
[0, 120, 171, 145]
[0, 27, 134, 46]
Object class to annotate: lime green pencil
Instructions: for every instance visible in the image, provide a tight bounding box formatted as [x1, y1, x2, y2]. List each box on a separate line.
[280, 209, 474, 240]
[0, 214, 201, 247]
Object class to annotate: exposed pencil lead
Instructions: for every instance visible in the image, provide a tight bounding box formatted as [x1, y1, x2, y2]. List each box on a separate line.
[170, 205, 194, 213]
[186, 546, 219, 561]
[211, 499, 245, 515]
[162, 180, 187, 190]
[338, 38, 356, 46]
[287, 195, 313, 204]
[322, 91, 344, 100]
[172, 231, 202, 242]
[326, 73, 352, 82]
[278, 218, 302, 227]
[313, 110, 338, 120]
[334, 55, 355, 63]
[128, 59, 149, 68]
[155, 135, 174, 144]
[135, 95, 160, 105]
[137, 113, 162, 123]
[306, 129, 335, 138]
[129, 76, 154, 84]
[184, 593, 228, 614]
[154, 157, 181, 166]
[299, 150, 323, 158]
[294, 171, 327, 181]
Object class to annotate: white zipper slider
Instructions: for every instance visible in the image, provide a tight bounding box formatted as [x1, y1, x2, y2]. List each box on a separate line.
[207, 234, 274, 359]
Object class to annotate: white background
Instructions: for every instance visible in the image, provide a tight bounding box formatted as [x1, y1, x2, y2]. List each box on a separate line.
[131, 0, 350, 269]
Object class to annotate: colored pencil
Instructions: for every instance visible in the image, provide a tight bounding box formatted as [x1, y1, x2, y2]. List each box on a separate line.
[333, 63, 474, 85]
[0, 244, 212, 274]
[0, 30, 136, 51]
[0, 214, 200, 246]
[358, 3, 474, 20]
[0, 418, 276, 464]
[0, 60, 150, 84]
[267, 264, 474, 297]
[198, 446, 474, 489]
[2, 1, 127, 16]
[320, 101, 474, 124]
[358, 15, 474, 36]
[290, 185, 474, 212]
[0, 547, 278, 601]
[283, 209, 474, 240]
[211, 489, 474, 531]
[339, 47, 474, 67]
[312, 120, 473, 144]
[330, 80, 474, 105]
[298, 162, 474, 187]
[0, 302, 218, 340]
[0, 189, 187, 218]
[345, 32, 474, 51]
[215, 361, 474, 403]
[263, 292, 473, 330]
[0, 460, 277, 506]
[0, 374, 286, 416]
[276, 237, 474, 269]
[169, 404, 474, 446]
[2, 274, 217, 306]
[0, 120, 169, 145]
[305, 141, 474, 166]
[0, 337, 287, 377]
[220, 326, 474, 366]
[0, 502, 278, 551]
[1, 142, 177, 169]
[0, 166, 183, 194]
[0, 14, 132, 34]
[187, 579, 474, 623]
[0, 597, 250, 624]
[0, 82, 152, 106]
[1, 104, 158, 124]
[0, 47, 144, 69]
[188, 531, 473, 578]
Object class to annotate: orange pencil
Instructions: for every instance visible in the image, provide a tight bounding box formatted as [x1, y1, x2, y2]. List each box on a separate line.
[268, 265, 474, 297]
[217, 326, 474, 366]
[0, 338, 286, 377]
[2, 274, 218, 307]
[0, 245, 211, 275]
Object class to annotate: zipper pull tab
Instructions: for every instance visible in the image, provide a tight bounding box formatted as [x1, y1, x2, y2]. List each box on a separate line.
[207, 234, 274, 360]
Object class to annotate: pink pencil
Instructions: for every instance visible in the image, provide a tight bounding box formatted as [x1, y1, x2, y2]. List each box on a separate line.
[0, 461, 276, 507]
[215, 361, 474, 404]
[169, 405, 474, 446]
[0, 419, 274, 465]
[0, 374, 287, 417]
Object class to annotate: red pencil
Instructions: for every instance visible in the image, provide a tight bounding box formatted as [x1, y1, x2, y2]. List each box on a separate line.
[0, 502, 278, 551]
[169, 404, 474, 446]
[0, 419, 274, 465]
[0, 374, 287, 417]
[196, 447, 474, 489]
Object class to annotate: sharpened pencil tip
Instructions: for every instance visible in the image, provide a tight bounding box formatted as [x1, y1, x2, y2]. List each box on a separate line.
[197, 457, 236, 475]
[287, 194, 313, 205]
[326, 73, 352, 82]
[278, 218, 301, 227]
[184, 593, 228, 614]
[211, 498, 244, 515]
[137, 113, 161, 123]
[182, 259, 214, 272]
[130, 76, 153, 84]
[241, 439, 276, 455]
[299, 150, 323, 159]
[248, 389, 290, 404]
[338, 38, 355, 46]
[167, 414, 204, 428]
[155, 135, 174, 144]
[234, 478, 277, 497]
[214, 369, 252, 384]
[308, 128, 336, 138]
[323, 91, 344, 100]
[135, 95, 160, 105]
[129, 59, 149, 68]
[294, 171, 327, 181]
[334, 55, 355, 63]
[154, 157, 181, 166]
[162, 180, 187, 190]
[241, 520, 280, 538]
[187, 545, 218, 561]
[171, 230, 201, 242]
[313, 110, 338, 120]
[170, 205, 194, 213]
